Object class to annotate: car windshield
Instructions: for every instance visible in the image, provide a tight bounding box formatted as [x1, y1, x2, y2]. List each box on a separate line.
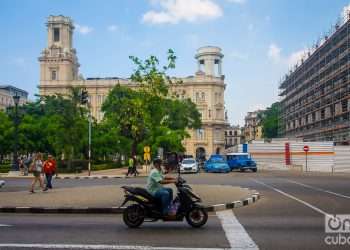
[182, 159, 195, 164]
[211, 158, 225, 163]
[239, 155, 248, 159]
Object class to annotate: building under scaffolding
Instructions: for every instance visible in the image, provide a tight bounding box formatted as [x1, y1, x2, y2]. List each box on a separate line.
[279, 18, 350, 145]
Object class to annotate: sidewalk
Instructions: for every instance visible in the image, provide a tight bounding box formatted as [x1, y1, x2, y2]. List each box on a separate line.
[0, 167, 149, 179]
[0, 184, 257, 208]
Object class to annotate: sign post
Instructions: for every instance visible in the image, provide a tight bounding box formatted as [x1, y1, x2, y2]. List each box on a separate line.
[303, 145, 309, 172]
[143, 146, 151, 173]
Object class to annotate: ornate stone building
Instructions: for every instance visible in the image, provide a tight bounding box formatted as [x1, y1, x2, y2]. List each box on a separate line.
[243, 110, 263, 142]
[0, 85, 28, 111]
[39, 15, 229, 159]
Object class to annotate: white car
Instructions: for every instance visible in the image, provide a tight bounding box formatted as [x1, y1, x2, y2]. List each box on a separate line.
[0, 180, 5, 188]
[180, 158, 199, 173]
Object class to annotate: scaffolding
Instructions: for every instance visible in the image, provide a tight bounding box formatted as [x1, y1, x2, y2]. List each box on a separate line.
[279, 18, 350, 145]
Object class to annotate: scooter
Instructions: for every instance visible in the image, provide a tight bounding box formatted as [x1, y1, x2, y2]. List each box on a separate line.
[120, 173, 208, 228]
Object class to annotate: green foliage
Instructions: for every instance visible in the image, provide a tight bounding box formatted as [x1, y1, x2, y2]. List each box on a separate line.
[0, 111, 13, 162]
[0, 50, 200, 163]
[103, 49, 201, 157]
[0, 164, 11, 173]
[260, 102, 280, 138]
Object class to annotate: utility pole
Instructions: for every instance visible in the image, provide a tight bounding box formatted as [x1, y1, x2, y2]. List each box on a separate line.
[81, 89, 91, 176]
[12, 94, 20, 172]
[88, 110, 92, 176]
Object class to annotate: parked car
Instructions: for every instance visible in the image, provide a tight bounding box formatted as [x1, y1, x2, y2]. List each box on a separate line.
[0, 180, 5, 188]
[226, 153, 257, 172]
[180, 158, 199, 173]
[204, 155, 230, 173]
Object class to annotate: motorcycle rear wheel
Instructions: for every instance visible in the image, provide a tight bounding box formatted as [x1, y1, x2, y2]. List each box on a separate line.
[123, 204, 145, 228]
[185, 206, 208, 228]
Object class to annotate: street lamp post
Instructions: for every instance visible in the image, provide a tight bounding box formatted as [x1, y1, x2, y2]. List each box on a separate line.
[12, 94, 20, 171]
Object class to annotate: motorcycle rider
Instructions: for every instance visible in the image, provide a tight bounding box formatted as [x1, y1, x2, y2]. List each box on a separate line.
[147, 158, 177, 216]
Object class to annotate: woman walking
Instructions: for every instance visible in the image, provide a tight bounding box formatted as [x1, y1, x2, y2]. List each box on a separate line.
[29, 153, 48, 193]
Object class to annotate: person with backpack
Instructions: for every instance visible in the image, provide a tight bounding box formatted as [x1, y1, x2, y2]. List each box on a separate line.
[29, 153, 48, 193]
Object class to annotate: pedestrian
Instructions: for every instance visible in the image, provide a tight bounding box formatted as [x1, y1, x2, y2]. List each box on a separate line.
[126, 156, 134, 177]
[29, 153, 48, 193]
[23, 155, 32, 176]
[19, 157, 24, 175]
[132, 155, 139, 177]
[43, 154, 56, 189]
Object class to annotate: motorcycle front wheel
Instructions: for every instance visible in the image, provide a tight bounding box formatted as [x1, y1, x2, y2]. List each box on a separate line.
[123, 204, 145, 228]
[185, 206, 208, 228]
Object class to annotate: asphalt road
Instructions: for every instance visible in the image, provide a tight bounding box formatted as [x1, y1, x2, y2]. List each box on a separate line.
[1, 170, 350, 250]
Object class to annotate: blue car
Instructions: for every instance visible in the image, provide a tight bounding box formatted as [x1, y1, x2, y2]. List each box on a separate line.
[204, 155, 231, 173]
[226, 153, 257, 172]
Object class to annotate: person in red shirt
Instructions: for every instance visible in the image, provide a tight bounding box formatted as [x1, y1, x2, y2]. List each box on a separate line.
[43, 154, 56, 189]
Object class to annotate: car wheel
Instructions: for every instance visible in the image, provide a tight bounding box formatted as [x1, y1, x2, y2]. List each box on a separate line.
[252, 168, 257, 172]
[240, 168, 245, 172]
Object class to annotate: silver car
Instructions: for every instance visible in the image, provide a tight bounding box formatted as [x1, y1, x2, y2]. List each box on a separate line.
[180, 158, 199, 173]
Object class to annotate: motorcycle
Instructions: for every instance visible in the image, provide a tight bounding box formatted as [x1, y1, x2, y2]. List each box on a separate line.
[120, 175, 208, 228]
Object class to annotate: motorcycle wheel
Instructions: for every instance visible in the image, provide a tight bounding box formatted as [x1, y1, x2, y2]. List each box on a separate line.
[185, 206, 208, 228]
[123, 204, 145, 228]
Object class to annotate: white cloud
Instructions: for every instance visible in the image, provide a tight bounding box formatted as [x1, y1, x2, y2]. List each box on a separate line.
[143, 0, 223, 24]
[75, 24, 93, 34]
[287, 48, 308, 68]
[267, 43, 281, 63]
[267, 43, 309, 68]
[107, 25, 118, 32]
[227, 0, 246, 4]
[230, 51, 248, 61]
[342, 3, 350, 23]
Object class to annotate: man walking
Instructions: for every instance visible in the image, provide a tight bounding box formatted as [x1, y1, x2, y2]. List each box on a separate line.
[43, 154, 56, 189]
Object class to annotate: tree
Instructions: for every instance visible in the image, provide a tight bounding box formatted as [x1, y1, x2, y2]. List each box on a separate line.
[102, 50, 201, 158]
[0, 111, 13, 163]
[260, 102, 280, 138]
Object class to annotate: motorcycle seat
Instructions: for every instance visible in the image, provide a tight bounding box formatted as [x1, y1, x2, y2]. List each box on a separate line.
[122, 186, 157, 203]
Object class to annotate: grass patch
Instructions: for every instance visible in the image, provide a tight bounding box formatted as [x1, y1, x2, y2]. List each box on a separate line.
[0, 164, 11, 173]
[92, 163, 123, 171]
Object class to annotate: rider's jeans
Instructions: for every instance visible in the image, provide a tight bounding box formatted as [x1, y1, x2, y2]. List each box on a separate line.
[154, 187, 173, 215]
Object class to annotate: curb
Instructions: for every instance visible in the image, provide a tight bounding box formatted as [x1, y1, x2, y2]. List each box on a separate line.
[0, 175, 147, 179]
[55, 175, 148, 180]
[0, 192, 260, 214]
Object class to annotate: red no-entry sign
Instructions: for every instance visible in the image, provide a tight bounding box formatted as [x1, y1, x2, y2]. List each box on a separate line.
[303, 145, 310, 152]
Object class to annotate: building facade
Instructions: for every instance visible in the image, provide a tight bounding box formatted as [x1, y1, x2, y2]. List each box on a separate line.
[0, 85, 28, 111]
[244, 110, 263, 142]
[279, 19, 350, 145]
[39, 15, 229, 158]
[225, 125, 241, 148]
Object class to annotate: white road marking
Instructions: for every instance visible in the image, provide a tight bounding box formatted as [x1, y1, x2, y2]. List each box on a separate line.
[286, 179, 350, 199]
[0, 244, 225, 250]
[252, 179, 328, 216]
[216, 210, 259, 250]
[0, 224, 12, 227]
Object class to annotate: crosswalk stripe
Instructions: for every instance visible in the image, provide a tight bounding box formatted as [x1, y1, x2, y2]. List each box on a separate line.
[0, 244, 225, 250]
[216, 210, 259, 250]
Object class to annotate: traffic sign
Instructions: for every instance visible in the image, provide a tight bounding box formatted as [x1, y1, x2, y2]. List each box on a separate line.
[144, 146, 150, 153]
[303, 145, 309, 152]
[144, 152, 151, 161]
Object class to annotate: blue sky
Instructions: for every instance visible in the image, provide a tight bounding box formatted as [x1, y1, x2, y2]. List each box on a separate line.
[1, 0, 350, 125]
